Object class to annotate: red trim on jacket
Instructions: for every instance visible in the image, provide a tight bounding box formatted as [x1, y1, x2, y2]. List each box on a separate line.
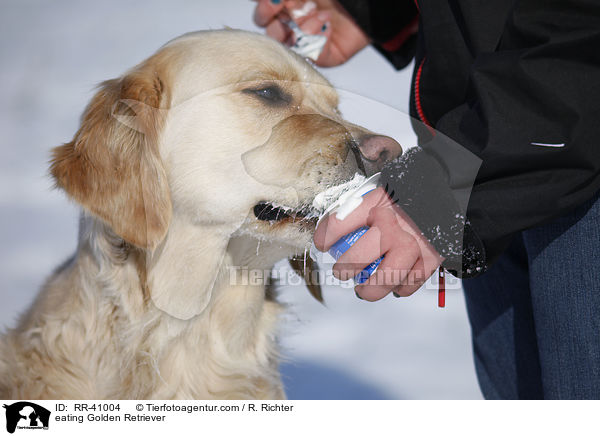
[380, 15, 419, 52]
[415, 57, 432, 129]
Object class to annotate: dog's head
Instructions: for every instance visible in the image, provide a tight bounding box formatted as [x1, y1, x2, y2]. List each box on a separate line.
[50, 30, 401, 316]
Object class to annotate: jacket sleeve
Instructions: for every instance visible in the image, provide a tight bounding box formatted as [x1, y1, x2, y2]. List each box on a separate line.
[381, 0, 600, 277]
[336, 0, 419, 69]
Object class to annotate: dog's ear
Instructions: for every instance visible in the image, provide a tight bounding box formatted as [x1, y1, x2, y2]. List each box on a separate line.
[288, 256, 323, 303]
[50, 68, 172, 249]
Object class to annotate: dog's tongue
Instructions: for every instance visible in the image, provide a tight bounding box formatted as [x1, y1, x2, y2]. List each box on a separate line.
[254, 202, 292, 221]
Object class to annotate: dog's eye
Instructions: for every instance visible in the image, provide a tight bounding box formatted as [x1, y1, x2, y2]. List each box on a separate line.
[243, 86, 291, 106]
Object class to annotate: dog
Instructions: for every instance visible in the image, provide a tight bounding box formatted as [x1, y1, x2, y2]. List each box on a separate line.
[0, 30, 401, 399]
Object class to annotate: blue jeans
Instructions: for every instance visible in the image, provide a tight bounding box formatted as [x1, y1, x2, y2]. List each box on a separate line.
[463, 191, 600, 399]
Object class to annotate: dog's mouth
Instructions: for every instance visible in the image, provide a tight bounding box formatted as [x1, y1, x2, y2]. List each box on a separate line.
[253, 201, 318, 224]
[253, 173, 368, 225]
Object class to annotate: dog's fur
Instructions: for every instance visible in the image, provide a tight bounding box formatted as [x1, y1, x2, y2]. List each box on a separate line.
[0, 30, 374, 399]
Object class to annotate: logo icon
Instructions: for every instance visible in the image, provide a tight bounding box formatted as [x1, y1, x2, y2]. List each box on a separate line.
[3, 402, 50, 434]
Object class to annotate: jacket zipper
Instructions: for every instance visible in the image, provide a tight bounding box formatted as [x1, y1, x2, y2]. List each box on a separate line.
[413, 0, 445, 307]
[415, 55, 445, 307]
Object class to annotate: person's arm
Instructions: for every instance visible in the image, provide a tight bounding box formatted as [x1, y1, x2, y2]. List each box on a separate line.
[253, 0, 418, 68]
[381, 0, 600, 277]
[253, 0, 371, 67]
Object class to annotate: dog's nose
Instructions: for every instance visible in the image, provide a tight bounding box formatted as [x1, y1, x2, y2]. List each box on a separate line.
[355, 135, 403, 175]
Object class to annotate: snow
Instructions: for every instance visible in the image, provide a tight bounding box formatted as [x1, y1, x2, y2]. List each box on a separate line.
[0, 0, 482, 399]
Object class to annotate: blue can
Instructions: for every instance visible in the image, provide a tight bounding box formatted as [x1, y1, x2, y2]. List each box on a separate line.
[329, 226, 383, 284]
[313, 173, 383, 285]
[327, 175, 384, 286]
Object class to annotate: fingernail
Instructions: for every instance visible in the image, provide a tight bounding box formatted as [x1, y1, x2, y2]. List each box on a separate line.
[321, 22, 328, 32]
[355, 291, 363, 300]
[393, 292, 402, 298]
[271, 0, 281, 4]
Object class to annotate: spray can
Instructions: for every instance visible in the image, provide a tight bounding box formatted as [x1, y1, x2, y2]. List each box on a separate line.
[313, 173, 382, 284]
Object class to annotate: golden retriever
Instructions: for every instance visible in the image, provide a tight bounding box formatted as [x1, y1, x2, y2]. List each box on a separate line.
[0, 30, 400, 399]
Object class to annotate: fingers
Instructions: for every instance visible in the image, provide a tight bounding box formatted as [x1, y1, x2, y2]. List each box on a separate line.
[355, 234, 421, 302]
[313, 187, 391, 252]
[296, 11, 330, 35]
[295, 11, 332, 63]
[313, 185, 443, 302]
[331, 205, 401, 280]
[265, 18, 291, 42]
[333, 226, 387, 281]
[253, 0, 286, 27]
[255, 0, 332, 51]
[393, 257, 428, 297]
[313, 212, 368, 253]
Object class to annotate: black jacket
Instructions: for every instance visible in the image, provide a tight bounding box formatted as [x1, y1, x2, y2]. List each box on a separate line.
[338, 0, 600, 277]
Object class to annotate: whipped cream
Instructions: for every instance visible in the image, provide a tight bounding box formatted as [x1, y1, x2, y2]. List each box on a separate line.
[311, 173, 366, 216]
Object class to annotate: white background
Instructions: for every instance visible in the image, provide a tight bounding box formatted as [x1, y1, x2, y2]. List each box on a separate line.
[3, 400, 598, 435]
[0, 0, 481, 399]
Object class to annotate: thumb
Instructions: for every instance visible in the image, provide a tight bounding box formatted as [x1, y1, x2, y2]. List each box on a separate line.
[254, 0, 286, 27]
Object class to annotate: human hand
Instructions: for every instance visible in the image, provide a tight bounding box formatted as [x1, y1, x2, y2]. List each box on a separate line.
[313, 187, 443, 301]
[252, 0, 370, 67]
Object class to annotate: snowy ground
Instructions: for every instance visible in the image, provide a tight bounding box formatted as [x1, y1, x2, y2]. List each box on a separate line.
[0, 0, 482, 399]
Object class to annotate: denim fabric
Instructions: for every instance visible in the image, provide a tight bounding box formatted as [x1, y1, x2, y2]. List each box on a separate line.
[463, 191, 600, 399]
